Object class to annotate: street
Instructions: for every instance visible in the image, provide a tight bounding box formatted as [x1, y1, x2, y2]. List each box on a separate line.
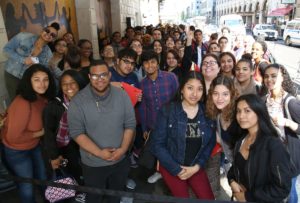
[265, 40, 300, 90]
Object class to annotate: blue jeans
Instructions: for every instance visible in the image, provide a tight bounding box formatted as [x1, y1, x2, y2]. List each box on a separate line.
[3, 145, 46, 203]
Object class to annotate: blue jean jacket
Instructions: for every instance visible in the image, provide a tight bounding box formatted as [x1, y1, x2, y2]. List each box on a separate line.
[150, 102, 216, 176]
[3, 32, 52, 79]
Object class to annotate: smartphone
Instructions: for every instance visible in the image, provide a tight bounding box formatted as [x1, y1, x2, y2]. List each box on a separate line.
[31, 57, 39, 64]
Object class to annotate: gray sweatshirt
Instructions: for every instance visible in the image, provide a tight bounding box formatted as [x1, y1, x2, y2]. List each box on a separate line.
[68, 84, 136, 167]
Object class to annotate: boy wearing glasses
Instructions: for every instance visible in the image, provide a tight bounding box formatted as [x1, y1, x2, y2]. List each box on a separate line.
[68, 60, 136, 203]
[110, 48, 140, 89]
[3, 22, 59, 102]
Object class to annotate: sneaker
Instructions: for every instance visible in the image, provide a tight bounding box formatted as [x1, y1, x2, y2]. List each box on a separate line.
[75, 192, 86, 203]
[126, 178, 136, 190]
[147, 172, 162, 184]
[120, 196, 134, 203]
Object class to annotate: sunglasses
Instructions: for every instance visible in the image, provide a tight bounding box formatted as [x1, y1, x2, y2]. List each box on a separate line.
[43, 28, 57, 39]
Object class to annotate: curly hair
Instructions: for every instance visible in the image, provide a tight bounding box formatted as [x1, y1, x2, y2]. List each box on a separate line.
[16, 64, 56, 102]
[264, 63, 297, 97]
[206, 75, 238, 121]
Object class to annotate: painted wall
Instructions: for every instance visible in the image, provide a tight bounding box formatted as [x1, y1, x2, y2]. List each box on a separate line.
[0, 0, 78, 40]
[0, 7, 8, 112]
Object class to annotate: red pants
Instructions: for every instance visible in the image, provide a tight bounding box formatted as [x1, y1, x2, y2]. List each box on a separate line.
[159, 165, 214, 200]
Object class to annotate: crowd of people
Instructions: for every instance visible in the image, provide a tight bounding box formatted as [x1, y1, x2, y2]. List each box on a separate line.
[1, 21, 300, 203]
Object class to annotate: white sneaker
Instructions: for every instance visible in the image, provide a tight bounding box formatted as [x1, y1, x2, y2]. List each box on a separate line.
[75, 192, 86, 203]
[120, 197, 133, 203]
[126, 178, 136, 189]
[147, 172, 162, 184]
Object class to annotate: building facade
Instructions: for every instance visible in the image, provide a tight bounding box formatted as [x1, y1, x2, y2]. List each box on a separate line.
[216, 0, 299, 27]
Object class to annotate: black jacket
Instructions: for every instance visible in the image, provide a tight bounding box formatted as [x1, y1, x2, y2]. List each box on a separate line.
[182, 41, 208, 76]
[42, 98, 65, 160]
[227, 135, 292, 203]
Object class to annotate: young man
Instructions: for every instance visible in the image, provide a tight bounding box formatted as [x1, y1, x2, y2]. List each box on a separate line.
[139, 50, 179, 183]
[182, 29, 208, 76]
[111, 31, 124, 56]
[68, 60, 136, 203]
[110, 48, 139, 88]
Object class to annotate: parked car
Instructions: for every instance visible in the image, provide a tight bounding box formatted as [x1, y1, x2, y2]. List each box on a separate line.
[252, 24, 278, 40]
[283, 19, 300, 46]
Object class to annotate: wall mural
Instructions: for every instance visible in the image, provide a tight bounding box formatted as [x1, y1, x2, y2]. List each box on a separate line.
[0, 0, 78, 41]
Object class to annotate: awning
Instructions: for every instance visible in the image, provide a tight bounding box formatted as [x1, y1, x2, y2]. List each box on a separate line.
[268, 6, 293, 17]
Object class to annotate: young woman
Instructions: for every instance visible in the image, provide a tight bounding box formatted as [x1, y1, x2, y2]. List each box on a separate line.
[43, 70, 86, 185]
[251, 41, 269, 84]
[1, 64, 56, 202]
[63, 32, 76, 45]
[49, 38, 68, 71]
[263, 64, 299, 140]
[165, 49, 183, 82]
[205, 75, 238, 196]
[3, 23, 59, 100]
[228, 94, 292, 202]
[152, 40, 166, 70]
[206, 75, 238, 163]
[130, 39, 145, 81]
[101, 44, 116, 69]
[151, 71, 215, 199]
[234, 58, 261, 96]
[165, 35, 175, 51]
[201, 54, 221, 94]
[78, 39, 94, 68]
[219, 52, 236, 79]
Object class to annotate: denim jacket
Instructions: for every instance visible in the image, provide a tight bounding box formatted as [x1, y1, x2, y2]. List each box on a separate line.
[3, 32, 52, 79]
[150, 102, 216, 176]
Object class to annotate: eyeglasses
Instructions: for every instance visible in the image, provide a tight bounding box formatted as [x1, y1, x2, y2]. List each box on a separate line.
[90, 72, 110, 81]
[202, 61, 218, 67]
[43, 28, 57, 39]
[121, 58, 136, 66]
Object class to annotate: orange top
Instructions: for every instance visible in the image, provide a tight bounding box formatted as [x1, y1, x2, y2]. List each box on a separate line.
[2, 95, 47, 150]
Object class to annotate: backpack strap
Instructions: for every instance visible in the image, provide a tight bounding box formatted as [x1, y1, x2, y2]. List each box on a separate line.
[284, 95, 295, 121]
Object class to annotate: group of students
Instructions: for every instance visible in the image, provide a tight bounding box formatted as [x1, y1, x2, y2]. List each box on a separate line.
[0, 21, 300, 203]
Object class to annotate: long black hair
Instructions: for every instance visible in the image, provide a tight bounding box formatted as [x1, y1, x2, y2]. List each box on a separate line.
[230, 94, 279, 147]
[17, 64, 56, 102]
